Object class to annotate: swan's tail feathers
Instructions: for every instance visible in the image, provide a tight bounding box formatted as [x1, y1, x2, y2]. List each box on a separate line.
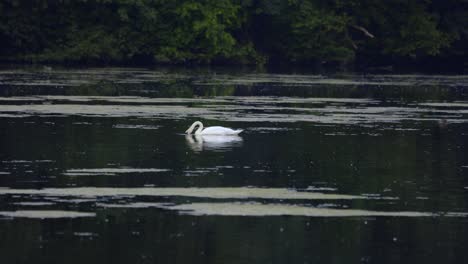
[234, 129, 243, 134]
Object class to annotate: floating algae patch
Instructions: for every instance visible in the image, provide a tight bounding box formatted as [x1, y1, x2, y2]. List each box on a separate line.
[63, 172, 117, 176]
[306, 186, 338, 192]
[417, 102, 468, 108]
[0, 187, 375, 200]
[1, 97, 468, 125]
[0, 210, 95, 219]
[38, 96, 227, 104]
[2, 70, 468, 88]
[113, 124, 161, 130]
[65, 168, 170, 174]
[0, 114, 31, 118]
[198, 74, 396, 86]
[96, 202, 169, 208]
[73, 232, 98, 237]
[0, 95, 377, 106]
[13, 202, 56, 206]
[0, 104, 212, 118]
[132, 202, 437, 217]
[443, 212, 468, 217]
[0, 68, 192, 87]
[196, 73, 468, 87]
[220, 96, 379, 104]
[63, 168, 170, 177]
[0, 97, 43, 101]
[249, 127, 299, 133]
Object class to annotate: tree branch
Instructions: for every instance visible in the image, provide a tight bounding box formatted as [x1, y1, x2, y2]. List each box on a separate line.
[351, 25, 375, 38]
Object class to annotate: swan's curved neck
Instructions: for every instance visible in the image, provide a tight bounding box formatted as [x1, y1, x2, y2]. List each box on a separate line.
[193, 121, 204, 134]
[187, 121, 204, 134]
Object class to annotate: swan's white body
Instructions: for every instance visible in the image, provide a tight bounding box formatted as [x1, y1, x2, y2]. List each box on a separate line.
[185, 121, 243, 135]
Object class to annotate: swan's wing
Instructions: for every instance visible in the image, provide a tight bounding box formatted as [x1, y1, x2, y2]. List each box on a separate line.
[201, 126, 242, 135]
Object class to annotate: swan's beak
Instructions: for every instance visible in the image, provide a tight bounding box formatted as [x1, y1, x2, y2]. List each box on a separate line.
[185, 129, 190, 134]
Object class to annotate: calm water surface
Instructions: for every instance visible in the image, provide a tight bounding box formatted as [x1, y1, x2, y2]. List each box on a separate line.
[1, 68, 468, 263]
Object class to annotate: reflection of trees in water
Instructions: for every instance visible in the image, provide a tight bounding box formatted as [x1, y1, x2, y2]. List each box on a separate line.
[1, 75, 465, 102]
[1, 68, 467, 101]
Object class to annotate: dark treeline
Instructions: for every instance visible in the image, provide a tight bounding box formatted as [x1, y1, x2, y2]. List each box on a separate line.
[1, 0, 467, 69]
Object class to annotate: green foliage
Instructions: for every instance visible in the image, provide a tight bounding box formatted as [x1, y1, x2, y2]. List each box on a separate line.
[285, 1, 354, 62]
[0, 0, 466, 66]
[156, 0, 241, 63]
[376, 1, 452, 57]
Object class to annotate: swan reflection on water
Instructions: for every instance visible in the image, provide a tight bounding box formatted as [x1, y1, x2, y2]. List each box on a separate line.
[185, 134, 243, 152]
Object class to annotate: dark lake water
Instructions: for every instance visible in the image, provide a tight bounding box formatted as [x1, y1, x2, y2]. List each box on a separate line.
[1, 67, 468, 263]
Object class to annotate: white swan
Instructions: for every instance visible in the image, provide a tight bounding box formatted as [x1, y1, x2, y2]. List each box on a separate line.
[185, 121, 243, 135]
